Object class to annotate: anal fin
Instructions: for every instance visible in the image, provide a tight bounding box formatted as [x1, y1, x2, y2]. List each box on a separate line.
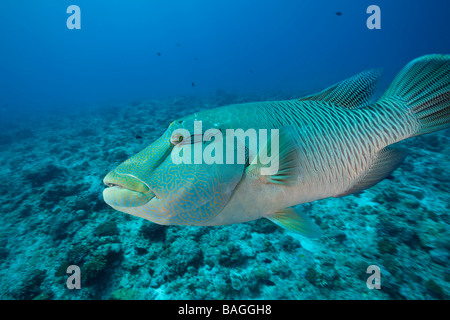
[336, 146, 407, 197]
[266, 207, 321, 238]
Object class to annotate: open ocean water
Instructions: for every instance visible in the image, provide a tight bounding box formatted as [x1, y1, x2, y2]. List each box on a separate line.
[0, 0, 449, 301]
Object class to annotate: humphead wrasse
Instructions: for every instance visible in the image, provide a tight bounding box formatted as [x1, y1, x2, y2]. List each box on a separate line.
[103, 55, 450, 238]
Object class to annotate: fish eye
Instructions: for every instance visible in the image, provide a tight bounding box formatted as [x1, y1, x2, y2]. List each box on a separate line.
[170, 134, 184, 146]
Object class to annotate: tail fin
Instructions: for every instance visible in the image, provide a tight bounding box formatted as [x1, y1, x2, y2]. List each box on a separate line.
[382, 54, 450, 136]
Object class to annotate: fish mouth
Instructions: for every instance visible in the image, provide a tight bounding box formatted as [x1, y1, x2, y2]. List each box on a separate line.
[103, 171, 156, 207]
[104, 181, 147, 193]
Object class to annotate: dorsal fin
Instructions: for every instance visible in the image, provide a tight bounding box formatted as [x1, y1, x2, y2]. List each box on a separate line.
[335, 146, 406, 197]
[298, 68, 383, 109]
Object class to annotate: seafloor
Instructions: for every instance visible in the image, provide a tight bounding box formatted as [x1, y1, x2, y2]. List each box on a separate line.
[0, 91, 448, 300]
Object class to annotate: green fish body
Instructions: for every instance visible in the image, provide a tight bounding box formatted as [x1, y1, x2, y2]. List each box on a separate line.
[104, 55, 450, 237]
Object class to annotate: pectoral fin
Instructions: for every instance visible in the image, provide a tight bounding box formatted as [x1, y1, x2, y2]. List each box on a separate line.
[246, 126, 300, 186]
[266, 207, 322, 238]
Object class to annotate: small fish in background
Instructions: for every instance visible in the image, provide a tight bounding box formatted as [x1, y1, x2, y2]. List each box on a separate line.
[135, 134, 143, 140]
[157, 52, 162, 56]
[194, 57, 198, 61]
[103, 54, 450, 238]
[335, 11, 342, 16]
[176, 43, 180, 47]
[192, 82, 195, 87]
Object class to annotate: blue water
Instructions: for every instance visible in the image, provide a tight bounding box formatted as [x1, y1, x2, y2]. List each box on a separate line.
[1, 0, 449, 113]
[0, 0, 449, 300]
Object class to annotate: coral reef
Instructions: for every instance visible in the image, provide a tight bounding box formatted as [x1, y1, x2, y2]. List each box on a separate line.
[0, 93, 448, 300]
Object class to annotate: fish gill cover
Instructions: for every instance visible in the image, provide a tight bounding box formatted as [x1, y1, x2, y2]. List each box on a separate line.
[0, 0, 449, 302]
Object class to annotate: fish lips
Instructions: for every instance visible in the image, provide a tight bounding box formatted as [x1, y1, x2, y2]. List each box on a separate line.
[103, 185, 156, 208]
[103, 172, 157, 208]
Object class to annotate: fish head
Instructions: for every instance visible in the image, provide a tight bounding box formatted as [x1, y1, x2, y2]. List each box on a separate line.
[103, 116, 245, 225]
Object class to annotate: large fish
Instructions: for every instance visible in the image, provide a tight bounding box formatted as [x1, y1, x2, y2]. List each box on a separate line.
[103, 55, 450, 237]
